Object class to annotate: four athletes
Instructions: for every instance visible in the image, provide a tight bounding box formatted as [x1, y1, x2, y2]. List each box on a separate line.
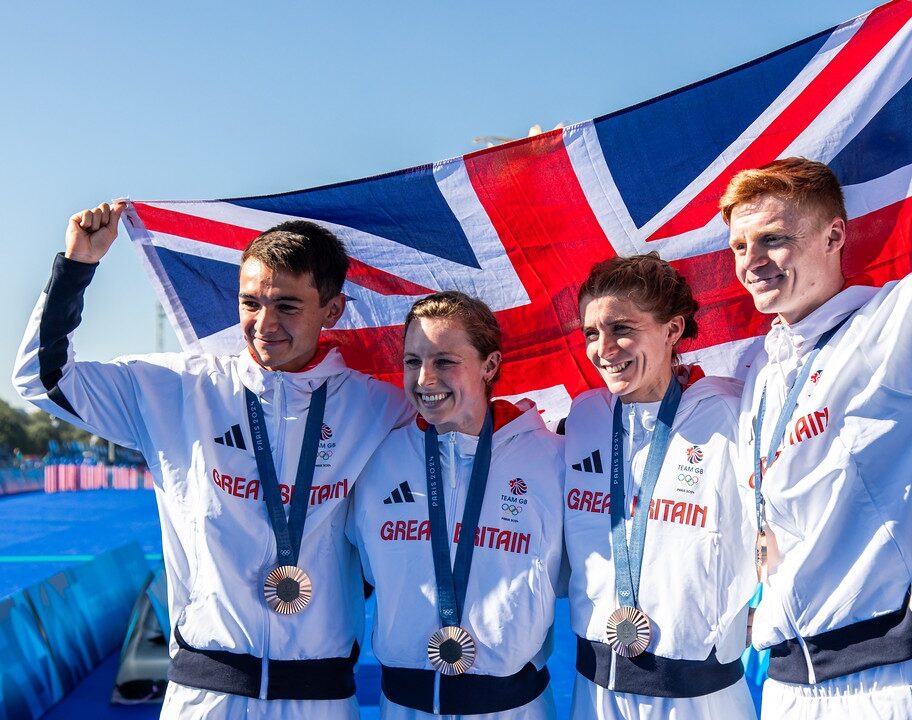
[14, 155, 910, 717]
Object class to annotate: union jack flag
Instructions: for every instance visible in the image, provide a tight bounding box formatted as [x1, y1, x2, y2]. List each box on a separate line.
[122, 0, 912, 421]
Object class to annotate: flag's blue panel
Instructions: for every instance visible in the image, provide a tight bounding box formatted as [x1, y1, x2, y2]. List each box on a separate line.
[594, 30, 831, 228]
[830, 78, 912, 187]
[227, 167, 481, 269]
[155, 248, 239, 339]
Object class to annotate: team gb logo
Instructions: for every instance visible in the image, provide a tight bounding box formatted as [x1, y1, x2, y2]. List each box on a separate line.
[509, 478, 528, 495]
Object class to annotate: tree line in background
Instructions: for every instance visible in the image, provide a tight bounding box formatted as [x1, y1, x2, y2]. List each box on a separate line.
[0, 397, 94, 460]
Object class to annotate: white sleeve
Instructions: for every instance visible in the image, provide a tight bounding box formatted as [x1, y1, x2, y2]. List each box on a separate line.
[714, 403, 759, 646]
[345, 481, 376, 587]
[12, 253, 183, 454]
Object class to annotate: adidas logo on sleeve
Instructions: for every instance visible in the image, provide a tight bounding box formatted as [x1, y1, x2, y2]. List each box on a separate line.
[383, 481, 416, 504]
[571, 449, 603, 473]
[214, 424, 247, 450]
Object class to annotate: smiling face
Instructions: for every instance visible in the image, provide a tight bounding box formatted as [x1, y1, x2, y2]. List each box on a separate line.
[403, 316, 500, 435]
[580, 294, 684, 403]
[238, 258, 345, 372]
[728, 193, 845, 324]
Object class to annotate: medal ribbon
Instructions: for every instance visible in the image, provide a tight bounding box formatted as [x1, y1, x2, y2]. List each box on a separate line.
[610, 377, 682, 609]
[753, 315, 852, 532]
[245, 381, 327, 566]
[424, 408, 494, 628]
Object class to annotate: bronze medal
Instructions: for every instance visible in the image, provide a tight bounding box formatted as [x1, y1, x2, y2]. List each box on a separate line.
[427, 626, 476, 675]
[263, 565, 312, 614]
[605, 606, 652, 657]
[755, 530, 768, 582]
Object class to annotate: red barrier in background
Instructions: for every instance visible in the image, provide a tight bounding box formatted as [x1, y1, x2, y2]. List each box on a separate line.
[42, 464, 154, 493]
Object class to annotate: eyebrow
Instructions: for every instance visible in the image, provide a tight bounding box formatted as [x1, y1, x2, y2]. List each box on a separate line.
[403, 351, 461, 358]
[581, 317, 635, 332]
[238, 293, 305, 302]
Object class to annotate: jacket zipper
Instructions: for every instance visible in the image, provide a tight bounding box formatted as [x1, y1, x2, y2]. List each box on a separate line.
[446, 433, 458, 535]
[608, 647, 617, 690]
[432, 672, 442, 714]
[260, 372, 287, 699]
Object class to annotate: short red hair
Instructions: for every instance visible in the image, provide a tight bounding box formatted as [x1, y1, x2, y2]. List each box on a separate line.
[719, 157, 846, 225]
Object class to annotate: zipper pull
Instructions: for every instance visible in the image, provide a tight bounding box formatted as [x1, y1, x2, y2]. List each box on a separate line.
[449, 434, 457, 488]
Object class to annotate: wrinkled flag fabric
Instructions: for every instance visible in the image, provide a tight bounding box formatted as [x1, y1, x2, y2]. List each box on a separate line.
[122, 0, 912, 421]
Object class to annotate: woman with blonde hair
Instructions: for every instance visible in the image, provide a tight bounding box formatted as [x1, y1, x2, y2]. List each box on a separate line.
[348, 291, 564, 719]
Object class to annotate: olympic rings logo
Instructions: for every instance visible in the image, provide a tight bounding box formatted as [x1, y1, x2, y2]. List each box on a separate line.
[318, 450, 333, 461]
[677, 473, 699, 486]
[501, 503, 522, 515]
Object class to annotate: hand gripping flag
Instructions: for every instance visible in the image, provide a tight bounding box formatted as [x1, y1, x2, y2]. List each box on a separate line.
[122, 0, 912, 422]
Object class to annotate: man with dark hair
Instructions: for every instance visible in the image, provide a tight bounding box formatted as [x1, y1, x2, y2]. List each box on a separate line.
[722, 158, 912, 718]
[241, 220, 350, 306]
[13, 201, 412, 719]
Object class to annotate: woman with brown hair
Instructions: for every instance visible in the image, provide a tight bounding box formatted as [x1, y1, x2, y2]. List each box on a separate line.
[564, 253, 757, 719]
[348, 291, 564, 719]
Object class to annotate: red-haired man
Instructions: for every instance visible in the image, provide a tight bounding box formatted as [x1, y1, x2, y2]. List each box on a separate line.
[722, 158, 912, 718]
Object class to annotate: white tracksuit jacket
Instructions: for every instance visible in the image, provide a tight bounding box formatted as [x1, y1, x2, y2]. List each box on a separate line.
[564, 376, 757, 719]
[347, 400, 564, 719]
[740, 277, 912, 716]
[13, 254, 412, 719]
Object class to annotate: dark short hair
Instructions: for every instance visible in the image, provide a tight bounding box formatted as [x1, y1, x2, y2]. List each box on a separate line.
[241, 220, 349, 306]
[719, 157, 847, 225]
[578, 252, 699, 358]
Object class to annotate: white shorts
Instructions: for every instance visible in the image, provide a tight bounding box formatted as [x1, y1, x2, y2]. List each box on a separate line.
[569, 672, 756, 720]
[760, 657, 912, 720]
[379, 684, 555, 720]
[160, 680, 360, 719]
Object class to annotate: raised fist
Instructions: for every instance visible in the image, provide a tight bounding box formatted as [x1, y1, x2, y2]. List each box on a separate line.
[65, 200, 127, 264]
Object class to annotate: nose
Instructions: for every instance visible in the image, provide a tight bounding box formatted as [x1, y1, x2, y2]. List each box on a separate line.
[743, 238, 769, 271]
[255, 306, 279, 335]
[417, 361, 435, 388]
[597, 332, 618, 361]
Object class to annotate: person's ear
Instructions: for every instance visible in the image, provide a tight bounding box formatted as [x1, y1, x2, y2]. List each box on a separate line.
[825, 217, 846, 256]
[321, 294, 346, 329]
[667, 315, 686, 346]
[482, 351, 502, 385]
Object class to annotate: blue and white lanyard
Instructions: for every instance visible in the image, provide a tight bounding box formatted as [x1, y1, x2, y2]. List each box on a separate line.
[753, 316, 851, 531]
[245, 381, 327, 566]
[424, 409, 494, 628]
[610, 378, 682, 609]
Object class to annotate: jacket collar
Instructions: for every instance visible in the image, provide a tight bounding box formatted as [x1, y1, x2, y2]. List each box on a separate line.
[764, 285, 877, 364]
[415, 398, 546, 457]
[238, 341, 349, 396]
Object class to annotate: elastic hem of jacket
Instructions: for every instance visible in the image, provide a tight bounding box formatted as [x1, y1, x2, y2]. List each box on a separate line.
[38, 253, 99, 418]
[575, 636, 744, 698]
[168, 626, 357, 700]
[767, 588, 912, 684]
[380, 662, 549, 714]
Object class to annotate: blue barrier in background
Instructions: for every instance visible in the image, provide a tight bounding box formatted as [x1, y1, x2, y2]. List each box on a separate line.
[0, 468, 43, 497]
[0, 543, 150, 720]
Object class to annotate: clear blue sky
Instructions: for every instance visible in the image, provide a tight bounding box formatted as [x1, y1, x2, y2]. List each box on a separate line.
[1, 0, 877, 407]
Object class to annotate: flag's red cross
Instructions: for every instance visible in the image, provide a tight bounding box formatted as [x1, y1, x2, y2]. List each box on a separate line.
[129, 1, 912, 403]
